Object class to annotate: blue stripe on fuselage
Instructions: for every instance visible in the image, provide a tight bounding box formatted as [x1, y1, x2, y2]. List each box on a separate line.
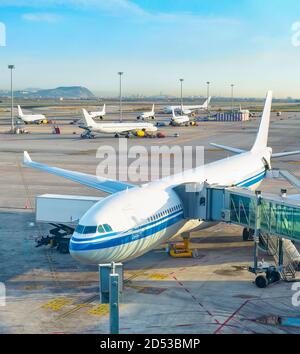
[70, 211, 184, 251]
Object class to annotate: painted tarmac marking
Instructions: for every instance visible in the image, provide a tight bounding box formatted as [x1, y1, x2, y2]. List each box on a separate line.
[214, 300, 250, 334]
[42, 297, 72, 311]
[171, 273, 220, 327]
[147, 273, 169, 280]
[88, 304, 109, 317]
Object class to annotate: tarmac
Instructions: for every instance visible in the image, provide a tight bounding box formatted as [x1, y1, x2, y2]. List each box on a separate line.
[0, 104, 300, 333]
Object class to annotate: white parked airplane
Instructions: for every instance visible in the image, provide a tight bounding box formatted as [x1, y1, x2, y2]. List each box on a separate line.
[79, 109, 157, 138]
[164, 96, 211, 115]
[170, 108, 190, 126]
[137, 104, 155, 120]
[89, 104, 106, 120]
[23, 91, 300, 265]
[17, 105, 47, 124]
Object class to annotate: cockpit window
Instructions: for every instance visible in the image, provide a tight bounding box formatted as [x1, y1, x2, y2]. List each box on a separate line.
[98, 225, 105, 233]
[75, 224, 97, 234]
[76, 223, 113, 235]
[97, 224, 113, 233]
[103, 224, 113, 232]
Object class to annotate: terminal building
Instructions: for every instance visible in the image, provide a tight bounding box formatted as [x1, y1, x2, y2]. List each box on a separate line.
[214, 110, 250, 121]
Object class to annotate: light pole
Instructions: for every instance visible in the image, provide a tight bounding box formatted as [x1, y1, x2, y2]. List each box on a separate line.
[118, 72, 124, 122]
[231, 84, 235, 113]
[179, 78, 184, 114]
[206, 81, 210, 101]
[8, 65, 15, 132]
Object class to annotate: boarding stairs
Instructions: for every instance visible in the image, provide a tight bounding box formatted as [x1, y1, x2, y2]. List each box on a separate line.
[259, 232, 299, 281]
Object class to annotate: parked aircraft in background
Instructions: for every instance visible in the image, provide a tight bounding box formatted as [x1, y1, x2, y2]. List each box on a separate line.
[79, 109, 157, 138]
[89, 104, 106, 120]
[137, 104, 155, 120]
[170, 108, 190, 126]
[164, 96, 211, 115]
[17, 105, 48, 124]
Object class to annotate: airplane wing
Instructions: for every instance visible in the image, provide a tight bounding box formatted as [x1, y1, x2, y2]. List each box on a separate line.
[210, 143, 246, 154]
[23, 151, 135, 194]
[272, 151, 300, 158]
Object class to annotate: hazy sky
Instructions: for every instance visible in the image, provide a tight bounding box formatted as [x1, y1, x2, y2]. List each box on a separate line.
[0, 0, 300, 98]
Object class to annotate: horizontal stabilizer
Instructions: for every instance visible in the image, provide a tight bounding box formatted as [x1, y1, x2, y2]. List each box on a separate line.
[23, 151, 135, 194]
[272, 151, 300, 158]
[278, 170, 300, 192]
[210, 143, 245, 154]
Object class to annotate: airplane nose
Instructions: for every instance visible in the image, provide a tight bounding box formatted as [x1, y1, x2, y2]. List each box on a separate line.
[69, 249, 96, 264]
[69, 235, 118, 264]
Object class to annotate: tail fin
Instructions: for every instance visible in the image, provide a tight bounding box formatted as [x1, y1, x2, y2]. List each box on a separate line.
[251, 90, 272, 152]
[82, 109, 97, 128]
[172, 108, 177, 119]
[18, 105, 23, 117]
[203, 96, 211, 109]
[102, 104, 106, 114]
[151, 104, 155, 114]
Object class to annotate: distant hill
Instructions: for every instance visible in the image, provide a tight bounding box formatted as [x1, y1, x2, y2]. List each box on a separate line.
[0, 86, 96, 99]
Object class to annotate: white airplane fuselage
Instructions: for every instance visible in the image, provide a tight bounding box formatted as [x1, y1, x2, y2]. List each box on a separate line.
[89, 112, 105, 119]
[171, 115, 190, 126]
[137, 105, 155, 120]
[18, 114, 46, 123]
[87, 122, 158, 135]
[89, 105, 106, 119]
[70, 148, 270, 264]
[138, 112, 155, 120]
[164, 105, 207, 114]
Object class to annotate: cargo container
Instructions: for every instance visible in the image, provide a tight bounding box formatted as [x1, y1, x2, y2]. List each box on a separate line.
[36, 194, 103, 223]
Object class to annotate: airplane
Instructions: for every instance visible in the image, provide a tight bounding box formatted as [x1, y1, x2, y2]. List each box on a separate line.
[79, 109, 157, 138]
[88, 104, 106, 120]
[137, 104, 155, 120]
[164, 96, 211, 115]
[23, 91, 300, 265]
[170, 108, 190, 126]
[17, 105, 47, 124]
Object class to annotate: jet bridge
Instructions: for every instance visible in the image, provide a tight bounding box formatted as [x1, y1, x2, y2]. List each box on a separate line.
[174, 173, 300, 288]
